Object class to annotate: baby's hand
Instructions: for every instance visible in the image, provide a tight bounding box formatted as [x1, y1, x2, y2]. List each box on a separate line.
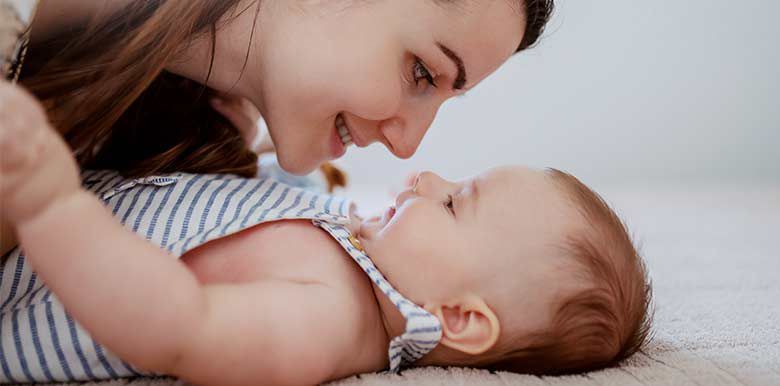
[0, 80, 81, 224]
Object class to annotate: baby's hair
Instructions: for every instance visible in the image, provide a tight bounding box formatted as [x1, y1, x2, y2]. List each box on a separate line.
[474, 169, 653, 375]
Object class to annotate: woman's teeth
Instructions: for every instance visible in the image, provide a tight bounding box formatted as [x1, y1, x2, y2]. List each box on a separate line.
[336, 115, 353, 146]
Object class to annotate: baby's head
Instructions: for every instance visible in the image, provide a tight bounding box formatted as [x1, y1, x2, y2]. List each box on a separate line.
[357, 165, 652, 374]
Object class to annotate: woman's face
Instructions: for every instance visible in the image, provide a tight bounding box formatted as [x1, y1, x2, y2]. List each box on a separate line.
[251, 0, 525, 174]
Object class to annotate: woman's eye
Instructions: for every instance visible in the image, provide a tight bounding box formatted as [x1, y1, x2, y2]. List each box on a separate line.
[444, 195, 455, 215]
[413, 58, 437, 88]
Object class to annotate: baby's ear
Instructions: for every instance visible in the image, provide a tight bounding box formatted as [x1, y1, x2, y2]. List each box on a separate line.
[425, 295, 500, 355]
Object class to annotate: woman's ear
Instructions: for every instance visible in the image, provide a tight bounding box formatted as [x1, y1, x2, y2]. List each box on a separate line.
[425, 294, 500, 355]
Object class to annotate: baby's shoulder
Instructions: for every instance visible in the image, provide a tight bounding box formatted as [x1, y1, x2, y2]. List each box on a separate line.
[182, 219, 389, 376]
[248, 219, 354, 276]
[215, 218, 376, 298]
[257, 220, 381, 306]
[234, 220, 389, 372]
[184, 218, 354, 285]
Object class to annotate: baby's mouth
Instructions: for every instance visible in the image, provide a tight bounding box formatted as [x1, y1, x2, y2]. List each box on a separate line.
[357, 206, 395, 239]
[383, 206, 396, 223]
[362, 206, 395, 226]
[363, 206, 394, 225]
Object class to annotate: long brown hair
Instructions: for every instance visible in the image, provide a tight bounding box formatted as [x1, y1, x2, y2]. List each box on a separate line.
[21, 0, 553, 179]
[22, 0, 260, 177]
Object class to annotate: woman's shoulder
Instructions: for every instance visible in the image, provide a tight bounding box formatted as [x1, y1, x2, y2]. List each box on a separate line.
[1, 0, 41, 81]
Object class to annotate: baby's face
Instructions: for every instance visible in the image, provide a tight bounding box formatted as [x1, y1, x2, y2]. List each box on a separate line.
[358, 166, 582, 334]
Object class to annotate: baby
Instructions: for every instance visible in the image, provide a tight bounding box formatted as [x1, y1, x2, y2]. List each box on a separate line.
[0, 87, 652, 385]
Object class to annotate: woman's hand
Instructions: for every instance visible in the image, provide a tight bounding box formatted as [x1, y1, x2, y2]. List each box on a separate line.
[0, 80, 81, 225]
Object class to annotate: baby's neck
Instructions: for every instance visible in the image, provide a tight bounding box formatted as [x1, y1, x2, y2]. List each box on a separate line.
[370, 284, 407, 342]
[369, 283, 454, 368]
[368, 280, 448, 367]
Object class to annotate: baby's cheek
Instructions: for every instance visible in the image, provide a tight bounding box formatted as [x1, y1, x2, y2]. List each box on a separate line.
[378, 227, 421, 262]
[368, 205, 434, 252]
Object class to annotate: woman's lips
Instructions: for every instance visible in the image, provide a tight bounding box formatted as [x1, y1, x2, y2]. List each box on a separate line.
[330, 122, 347, 159]
[343, 117, 364, 147]
[338, 114, 370, 148]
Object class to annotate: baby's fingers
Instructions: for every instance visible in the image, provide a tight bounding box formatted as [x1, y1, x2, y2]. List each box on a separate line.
[0, 80, 47, 124]
[0, 117, 46, 171]
[0, 82, 51, 173]
[0, 81, 81, 223]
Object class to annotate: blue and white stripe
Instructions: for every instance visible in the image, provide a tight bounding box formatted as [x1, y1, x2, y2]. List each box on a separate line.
[1, 170, 440, 382]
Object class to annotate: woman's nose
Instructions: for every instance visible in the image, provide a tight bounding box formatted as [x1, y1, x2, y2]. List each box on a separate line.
[379, 101, 440, 159]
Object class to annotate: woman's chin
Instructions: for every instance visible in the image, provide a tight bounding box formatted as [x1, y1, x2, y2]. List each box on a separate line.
[275, 151, 318, 176]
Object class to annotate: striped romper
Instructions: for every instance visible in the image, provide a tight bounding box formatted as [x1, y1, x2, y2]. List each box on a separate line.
[0, 170, 442, 383]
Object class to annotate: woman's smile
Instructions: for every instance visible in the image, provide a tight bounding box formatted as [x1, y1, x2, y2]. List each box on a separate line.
[330, 123, 347, 159]
[332, 113, 367, 159]
[336, 114, 354, 147]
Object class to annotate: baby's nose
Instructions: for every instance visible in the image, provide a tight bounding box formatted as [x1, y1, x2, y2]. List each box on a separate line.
[414, 171, 447, 192]
[414, 171, 461, 199]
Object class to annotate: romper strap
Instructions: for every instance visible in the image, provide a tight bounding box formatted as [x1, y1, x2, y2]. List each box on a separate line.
[101, 176, 181, 200]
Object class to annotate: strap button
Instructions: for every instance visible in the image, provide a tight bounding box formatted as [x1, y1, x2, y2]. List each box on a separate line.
[348, 234, 365, 252]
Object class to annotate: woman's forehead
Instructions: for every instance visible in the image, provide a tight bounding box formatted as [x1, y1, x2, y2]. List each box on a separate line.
[389, 0, 523, 89]
[431, 0, 525, 87]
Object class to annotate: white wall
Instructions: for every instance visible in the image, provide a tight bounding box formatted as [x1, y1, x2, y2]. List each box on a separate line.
[338, 0, 780, 189]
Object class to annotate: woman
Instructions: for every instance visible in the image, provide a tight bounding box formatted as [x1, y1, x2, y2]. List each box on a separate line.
[1, 0, 553, 252]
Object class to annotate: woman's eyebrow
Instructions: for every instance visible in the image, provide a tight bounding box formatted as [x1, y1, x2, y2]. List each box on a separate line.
[436, 42, 467, 90]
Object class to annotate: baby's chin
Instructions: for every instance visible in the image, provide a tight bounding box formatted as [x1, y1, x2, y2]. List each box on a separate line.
[357, 216, 382, 241]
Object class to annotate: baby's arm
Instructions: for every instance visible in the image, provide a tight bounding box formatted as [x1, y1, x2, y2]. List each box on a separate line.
[1, 82, 355, 384]
[18, 198, 355, 384]
[173, 280, 358, 385]
[18, 196, 354, 384]
[2, 80, 201, 370]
